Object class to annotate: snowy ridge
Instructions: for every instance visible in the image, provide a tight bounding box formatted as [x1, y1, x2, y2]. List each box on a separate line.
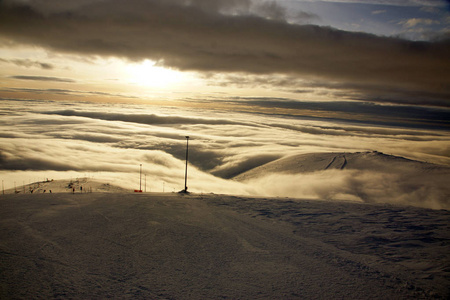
[234, 151, 449, 180]
[234, 151, 450, 210]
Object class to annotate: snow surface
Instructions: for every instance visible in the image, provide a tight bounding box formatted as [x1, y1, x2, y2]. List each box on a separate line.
[3, 178, 129, 195]
[234, 151, 450, 210]
[1, 187, 449, 299]
[234, 151, 449, 177]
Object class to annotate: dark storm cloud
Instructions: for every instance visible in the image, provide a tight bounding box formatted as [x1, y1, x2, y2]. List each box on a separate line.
[10, 75, 75, 83]
[0, 58, 54, 69]
[0, 0, 449, 106]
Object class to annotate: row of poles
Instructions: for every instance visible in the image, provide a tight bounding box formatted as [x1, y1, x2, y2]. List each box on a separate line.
[139, 136, 190, 193]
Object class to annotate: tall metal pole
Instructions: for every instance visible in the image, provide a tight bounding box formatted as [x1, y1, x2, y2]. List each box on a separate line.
[140, 164, 142, 192]
[184, 136, 189, 192]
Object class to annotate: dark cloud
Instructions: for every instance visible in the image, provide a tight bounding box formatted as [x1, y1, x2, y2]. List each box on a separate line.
[130, 142, 226, 172]
[211, 153, 282, 179]
[38, 109, 269, 173]
[0, 58, 54, 69]
[3, 88, 75, 96]
[267, 122, 445, 141]
[313, 0, 446, 6]
[132, 141, 281, 177]
[0, 0, 448, 107]
[225, 97, 450, 130]
[253, 1, 287, 21]
[206, 73, 450, 107]
[52, 133, 123, 144]
[0, 151, 75, 171]
[10, 75, 75, 83]
[42, 109, 258, 127]
[3, 87, 139, 99]
[310, 80, 450, 108]
[294, 11, 320, 23]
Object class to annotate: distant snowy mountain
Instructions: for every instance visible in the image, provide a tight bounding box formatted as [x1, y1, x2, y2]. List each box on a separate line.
[234, 151, 449, 181]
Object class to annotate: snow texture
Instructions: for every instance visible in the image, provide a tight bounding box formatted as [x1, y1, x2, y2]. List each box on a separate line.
[1, 188, 449, 299]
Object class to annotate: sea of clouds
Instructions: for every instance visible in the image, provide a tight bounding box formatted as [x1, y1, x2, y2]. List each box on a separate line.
[1, 99, 449, 208]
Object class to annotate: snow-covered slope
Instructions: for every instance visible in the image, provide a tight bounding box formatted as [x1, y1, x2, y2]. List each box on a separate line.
[234, 151, 450, 210]
[234, 151, 449, 181]
[0, 192, 448, 298]
[5, 178, 129, 194]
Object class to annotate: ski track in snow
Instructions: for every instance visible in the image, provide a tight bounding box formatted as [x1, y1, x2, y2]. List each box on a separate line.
[0, 192, 448, 299]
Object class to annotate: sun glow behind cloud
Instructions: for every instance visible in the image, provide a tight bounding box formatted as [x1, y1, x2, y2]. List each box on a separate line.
[124, 60, 192, 89]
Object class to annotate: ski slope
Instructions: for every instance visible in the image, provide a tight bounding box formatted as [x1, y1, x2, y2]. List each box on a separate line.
[0, 192, 449, 299]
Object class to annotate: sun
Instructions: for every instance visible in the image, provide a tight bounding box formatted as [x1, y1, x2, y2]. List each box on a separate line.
[125, 60, 186, 88]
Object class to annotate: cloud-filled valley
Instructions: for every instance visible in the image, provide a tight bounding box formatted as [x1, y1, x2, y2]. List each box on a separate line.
[1, 99, 448, 209]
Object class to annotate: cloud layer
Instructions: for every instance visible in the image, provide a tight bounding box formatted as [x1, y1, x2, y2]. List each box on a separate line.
[245, 169, 449, 210]
[10, 76, 75, 83]
[1, 99, 449, 209]
[1, 0, 449, 106]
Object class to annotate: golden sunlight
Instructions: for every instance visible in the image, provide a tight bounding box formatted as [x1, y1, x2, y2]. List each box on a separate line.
[125, 60, 187, 88]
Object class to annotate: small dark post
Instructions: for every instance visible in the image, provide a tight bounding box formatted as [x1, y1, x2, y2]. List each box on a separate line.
[184, 136, 189, 192]
[139, 164, 142, 192]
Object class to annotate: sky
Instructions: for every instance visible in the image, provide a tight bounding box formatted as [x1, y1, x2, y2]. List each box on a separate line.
[0, 0, 449, 106]
[0, 0, 449, 203]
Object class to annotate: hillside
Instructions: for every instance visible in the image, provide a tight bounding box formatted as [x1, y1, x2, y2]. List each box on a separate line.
[234, 151, 449, 181]
[233, 151, 450, 210]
